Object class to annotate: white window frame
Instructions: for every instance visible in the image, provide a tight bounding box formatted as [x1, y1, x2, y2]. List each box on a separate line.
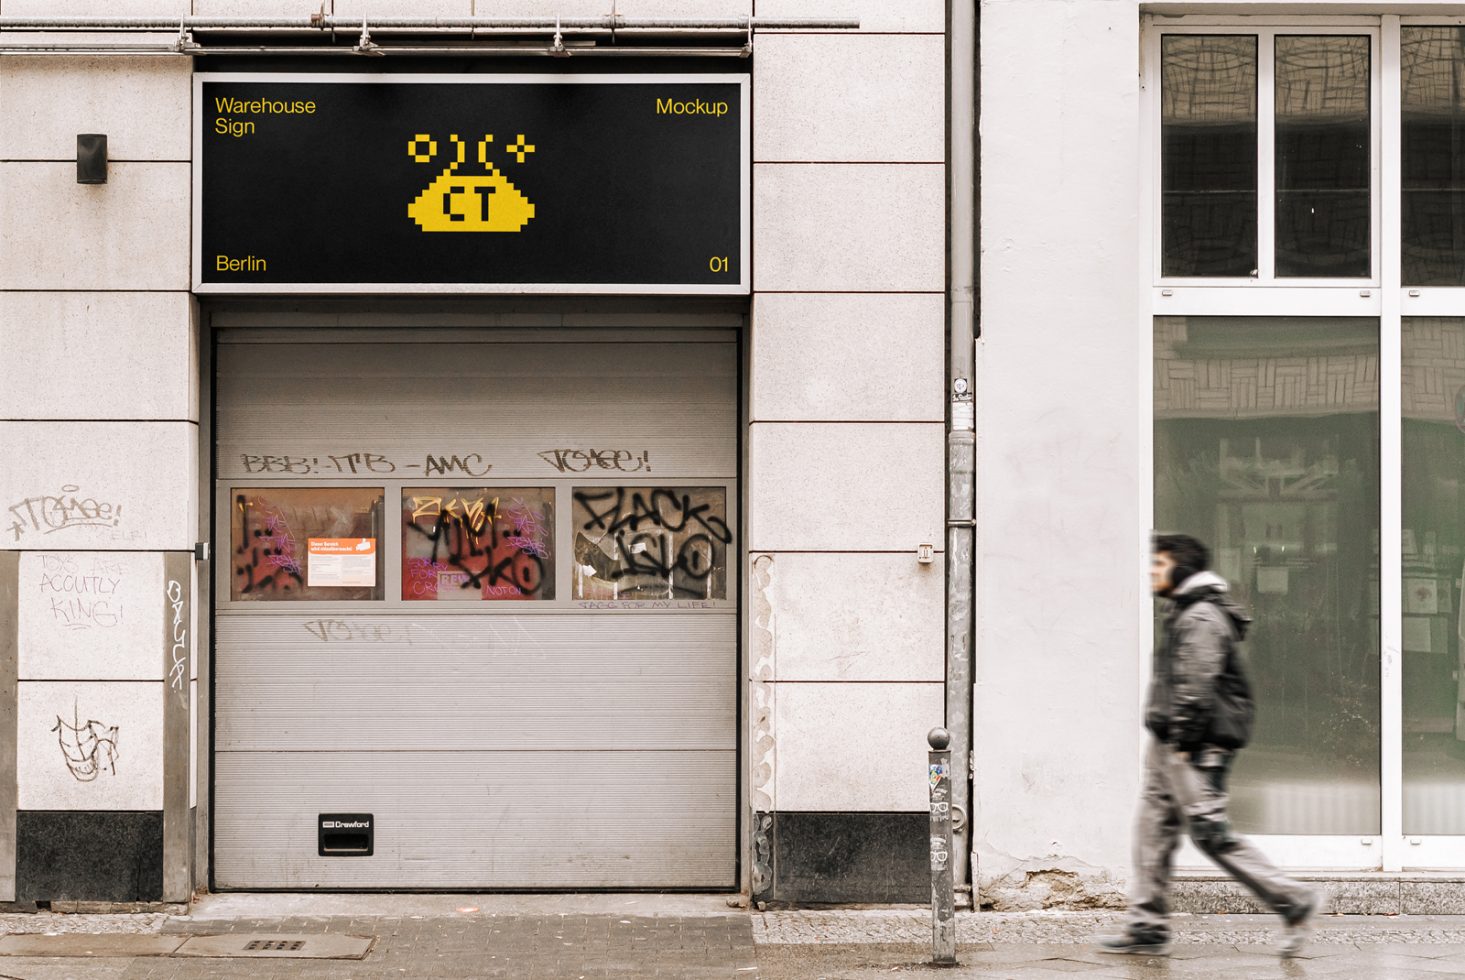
[1142, 14, 1401, 873]
[1150, 24, 1382, 289]
[1401, 14, 1465, 313]
[1176, 835, 1382, 872]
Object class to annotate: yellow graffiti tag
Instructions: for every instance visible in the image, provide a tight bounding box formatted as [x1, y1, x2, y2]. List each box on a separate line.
[461, 497, 490, 534]
[408, 133, 535, 233]
[410, 496, 442, 521]
[409, 495, 494, 535]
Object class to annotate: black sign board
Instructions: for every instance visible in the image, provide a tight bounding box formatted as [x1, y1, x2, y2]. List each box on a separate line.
[194, 73, 748, 294]
[318, 813, 374, 856]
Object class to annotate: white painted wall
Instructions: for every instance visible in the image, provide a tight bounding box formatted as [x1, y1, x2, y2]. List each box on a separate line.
[0, 293, 197, 422]
[0, 48, 199, 901]
[17, 682, 164, 811]
[18, 552, 166, 681]
[0, 423, 197, 552]
[975, 0, 1146, 908]
[0, 55, 190, 161]
[745, 9, 948, 902]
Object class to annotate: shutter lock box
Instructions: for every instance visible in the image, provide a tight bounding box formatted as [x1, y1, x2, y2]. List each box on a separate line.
[318, 814, 373, 856]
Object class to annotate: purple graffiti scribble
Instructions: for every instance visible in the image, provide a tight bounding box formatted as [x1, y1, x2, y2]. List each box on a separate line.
[484, 584, 524, 597]
[504, 499, 551, 558]
[405, 557, 454, 597]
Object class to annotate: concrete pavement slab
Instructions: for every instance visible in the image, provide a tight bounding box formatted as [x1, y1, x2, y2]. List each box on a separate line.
[0, 961, 133, 980]
[0, 933, 183, 956]
[1023, 958, 1135, 972]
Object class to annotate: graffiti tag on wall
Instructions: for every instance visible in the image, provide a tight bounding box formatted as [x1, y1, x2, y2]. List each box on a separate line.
[39, 553, 124, 630]
[240, 451, 491, 477]
[53, 701, 119, 782]
[8, 485, 122, 542]
[538, 448, 651, 474]
[167, 578, 188, 692]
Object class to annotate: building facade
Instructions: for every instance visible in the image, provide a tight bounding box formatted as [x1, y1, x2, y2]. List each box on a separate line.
[980, 0, 1465, 911]
[9, 0, 1465, 914]
[0, 2, 953, 906]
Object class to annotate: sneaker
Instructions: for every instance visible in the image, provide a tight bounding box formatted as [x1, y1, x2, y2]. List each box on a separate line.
[1278, 889, 1326, 959]
[1095, 930, 1171, 955]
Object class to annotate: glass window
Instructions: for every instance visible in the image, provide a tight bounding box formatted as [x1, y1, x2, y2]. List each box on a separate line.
[1162, 35, 1258, 278]
[1402, 318, 1465, 834]
[571, 487, 731, 600]
[1275, 36, 1371, 278]
[230, 487, 384, 600]
[401, 488, 555, 601]
[1403, 28, 1465, 285]
[1154, 316, 1380, 834]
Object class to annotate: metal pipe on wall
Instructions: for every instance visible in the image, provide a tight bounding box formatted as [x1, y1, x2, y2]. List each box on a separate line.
[946, 0, 978, 900]
[0, 15, 856, 56]
[0, 45, 758, 57]
[0, 16, 857, 30]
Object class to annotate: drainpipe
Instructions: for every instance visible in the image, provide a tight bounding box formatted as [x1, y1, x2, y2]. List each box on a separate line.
[946, 0, 977, 900]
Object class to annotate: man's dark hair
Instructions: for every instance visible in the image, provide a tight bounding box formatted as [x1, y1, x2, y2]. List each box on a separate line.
[1153, 533, 1210, 591]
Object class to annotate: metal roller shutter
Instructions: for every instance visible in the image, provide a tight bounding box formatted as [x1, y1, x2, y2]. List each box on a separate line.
[212, 329, 738, 888]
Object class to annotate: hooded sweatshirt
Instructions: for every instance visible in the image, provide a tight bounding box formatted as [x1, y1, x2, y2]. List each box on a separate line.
[1145, 571, 1255, 749]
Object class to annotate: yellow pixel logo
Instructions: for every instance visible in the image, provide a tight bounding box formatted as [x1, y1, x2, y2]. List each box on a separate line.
[407, 133, 536, 233]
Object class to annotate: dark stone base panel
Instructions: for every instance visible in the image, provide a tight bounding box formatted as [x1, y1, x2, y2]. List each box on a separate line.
[759, 811, 928, 905]
[16, 811, 163, 902]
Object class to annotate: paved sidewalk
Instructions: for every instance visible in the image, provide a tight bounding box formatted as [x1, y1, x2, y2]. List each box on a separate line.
[756, 908, 1465, 978]
[0, 895, 756, 980]
[756, 940, 1465, 979]
[0, 897, 1464, 978]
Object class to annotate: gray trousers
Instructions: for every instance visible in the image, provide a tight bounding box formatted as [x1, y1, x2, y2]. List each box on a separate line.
[1128, 736, 1312, 935]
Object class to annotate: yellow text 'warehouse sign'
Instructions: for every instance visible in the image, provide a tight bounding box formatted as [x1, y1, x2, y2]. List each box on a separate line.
[194, 73, 748, 294]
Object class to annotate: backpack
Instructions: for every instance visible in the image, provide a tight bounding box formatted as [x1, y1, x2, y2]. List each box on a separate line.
[1202, 603, 1255, 750]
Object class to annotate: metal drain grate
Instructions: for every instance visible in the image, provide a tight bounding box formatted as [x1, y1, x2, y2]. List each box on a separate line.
[173, 933, 373, 959]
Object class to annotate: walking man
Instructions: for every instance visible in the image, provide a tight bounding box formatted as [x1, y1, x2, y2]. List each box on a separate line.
[1099, 534, 1321, 958]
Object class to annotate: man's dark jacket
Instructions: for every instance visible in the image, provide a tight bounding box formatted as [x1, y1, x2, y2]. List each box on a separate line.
[1145, 571, 1256, 751]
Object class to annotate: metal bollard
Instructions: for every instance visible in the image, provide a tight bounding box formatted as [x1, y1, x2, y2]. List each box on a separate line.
[928, 726, 957, 965]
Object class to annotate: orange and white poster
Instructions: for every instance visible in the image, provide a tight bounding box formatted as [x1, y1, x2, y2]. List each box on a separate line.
[307, 538, 377, 587]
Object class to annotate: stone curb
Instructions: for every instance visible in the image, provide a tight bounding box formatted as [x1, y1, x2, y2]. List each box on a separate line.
[753, 909, 1465, 945]
[0, 912, 170, 935]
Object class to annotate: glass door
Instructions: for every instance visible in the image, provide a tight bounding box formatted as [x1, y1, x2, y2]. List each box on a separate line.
[1401, 318, 1465, 865]
[1154, 315, 1382, 868]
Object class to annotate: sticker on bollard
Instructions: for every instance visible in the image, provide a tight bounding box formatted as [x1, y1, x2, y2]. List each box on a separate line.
[928, 728, 957, 965]
[930, 835, 950, 871]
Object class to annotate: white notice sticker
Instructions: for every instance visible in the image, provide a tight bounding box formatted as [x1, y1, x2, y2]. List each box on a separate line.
[307, 538, 377, 587]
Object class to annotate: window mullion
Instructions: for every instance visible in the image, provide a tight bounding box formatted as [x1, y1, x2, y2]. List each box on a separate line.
[1379, 13, 1405, 872]
[1258, 30, 1277, 283]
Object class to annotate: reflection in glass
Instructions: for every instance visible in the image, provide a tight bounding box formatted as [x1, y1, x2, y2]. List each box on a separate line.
[1275, 36, 1371, 278]
[1162, 35, 1258, 277]
[1155, 316, 1380, 834]
[401, 488, 555, 601]
[231, 487, 384, 601]
[1403, 29, 1465, 285]
[571, 487, 731, 601]
[1402, 319, 1465, 834]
